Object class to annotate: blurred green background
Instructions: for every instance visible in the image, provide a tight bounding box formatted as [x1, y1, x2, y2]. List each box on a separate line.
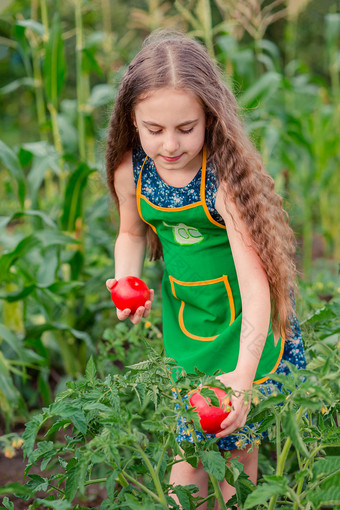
[0, 0, 339, 428]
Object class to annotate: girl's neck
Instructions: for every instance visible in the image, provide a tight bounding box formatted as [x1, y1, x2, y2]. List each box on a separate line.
[153, 159, 201, 188]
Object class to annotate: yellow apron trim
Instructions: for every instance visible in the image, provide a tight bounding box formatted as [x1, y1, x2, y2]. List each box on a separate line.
[169, 275, 235, 341]
[136, 155, 157, 234]
[200, 146, 226, 230]
[254, 333, 285, 384]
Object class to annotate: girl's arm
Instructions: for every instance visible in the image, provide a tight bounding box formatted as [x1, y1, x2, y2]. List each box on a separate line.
[106, 151, 154, 324]
[214, 185, 271, 436]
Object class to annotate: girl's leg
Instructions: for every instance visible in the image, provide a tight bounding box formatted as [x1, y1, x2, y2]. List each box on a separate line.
[214, 444, 259, 510]
[169, 451, 209, 509]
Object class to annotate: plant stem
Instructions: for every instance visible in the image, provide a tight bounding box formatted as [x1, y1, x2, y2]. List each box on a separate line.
[293, 477, 305, 510]
[84, 477, 107, 486]
[201, 0, 214, 58]
[268, 437, 292, 510]
[133, 444, 168, 508]
[31, 0, 47, 140]
[47, 103, 63, 155]
[75, 0, 86, 161]
[210, 473, 227, 510]
[121, 469, 164, 504]
[275, 412, 281, 461]
[40, 0, 49, 38]
[269, 407, 306, 510]
[197, 493, 215, 507]
[156, 434, 171, 475]
[101, 0, 112, 35]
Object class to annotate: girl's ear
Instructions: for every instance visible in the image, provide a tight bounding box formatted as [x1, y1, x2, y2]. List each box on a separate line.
[131, 114, 137, 128]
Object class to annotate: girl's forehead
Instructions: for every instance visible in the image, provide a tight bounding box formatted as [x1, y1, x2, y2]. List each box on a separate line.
[135, 87, 204, 110]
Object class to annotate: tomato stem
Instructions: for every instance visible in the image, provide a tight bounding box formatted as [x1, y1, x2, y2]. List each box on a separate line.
[210, 473, 227, 509]
[268, 406, 305, 510]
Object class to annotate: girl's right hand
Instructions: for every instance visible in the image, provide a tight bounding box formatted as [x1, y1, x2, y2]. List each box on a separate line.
[106, 278, 154, 325]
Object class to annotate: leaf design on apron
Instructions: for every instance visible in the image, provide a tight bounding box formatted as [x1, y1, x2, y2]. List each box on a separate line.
[163, 222, 204, 245]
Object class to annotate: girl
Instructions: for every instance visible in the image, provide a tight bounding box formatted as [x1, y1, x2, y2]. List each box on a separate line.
[105, 31, 306, 508]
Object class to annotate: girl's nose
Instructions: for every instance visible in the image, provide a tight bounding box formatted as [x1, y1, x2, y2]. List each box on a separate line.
[163, 132, 179, 153]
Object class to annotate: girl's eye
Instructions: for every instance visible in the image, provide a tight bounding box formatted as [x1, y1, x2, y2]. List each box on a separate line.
[147, 127, 194, 135]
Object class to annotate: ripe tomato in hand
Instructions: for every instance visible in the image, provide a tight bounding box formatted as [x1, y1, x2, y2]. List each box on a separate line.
[110, 276, 150, 313]
[189, 386, 231, 435]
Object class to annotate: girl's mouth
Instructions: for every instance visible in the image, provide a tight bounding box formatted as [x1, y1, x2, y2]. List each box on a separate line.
[161, 154, 183, 162]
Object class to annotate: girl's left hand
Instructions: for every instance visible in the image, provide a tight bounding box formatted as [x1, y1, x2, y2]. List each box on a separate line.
[214, 370, 253, 438]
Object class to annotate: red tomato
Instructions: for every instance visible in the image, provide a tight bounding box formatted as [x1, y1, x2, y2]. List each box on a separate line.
[110, 276, 150, 313]
[189, 386, 231, 435]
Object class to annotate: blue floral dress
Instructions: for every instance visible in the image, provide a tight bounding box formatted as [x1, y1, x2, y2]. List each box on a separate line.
[133, 146, 307, 450]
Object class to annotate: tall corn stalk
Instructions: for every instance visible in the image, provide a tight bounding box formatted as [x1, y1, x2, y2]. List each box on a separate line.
[74, 0, 87, 162]
[175, 0, 215, 57]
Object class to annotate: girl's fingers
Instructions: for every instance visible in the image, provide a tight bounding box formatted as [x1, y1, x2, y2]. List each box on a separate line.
[219, 411, 247, 436]
[117, 308, 131, 321]
[130, 306, 145, 324]
[216, 399, 249, 437]
[106, 278, 116, 291]
[143, 300, 152, 317]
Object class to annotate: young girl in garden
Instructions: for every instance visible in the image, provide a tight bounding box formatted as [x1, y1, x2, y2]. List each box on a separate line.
[105, 31, 306, 508]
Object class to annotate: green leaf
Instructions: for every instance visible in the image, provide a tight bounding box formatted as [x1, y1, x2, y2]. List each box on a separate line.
[312, 456, 340, 481]
[65, 459, 83, 501]
[0, 483, 32, 496]
[16, 19, 44, 36]
[123, 493, 157, 510]
[282, 412, 310, 457]
[35, 230, 79, 247]
[86, 356, 96, 385]
[0, 140, 26, 208]
[239, 72, 281, 109]
[25, 143, 60, 199]
[0, 77, 35, 95]
[105, 470, 118, 500]
[35, 500, 72, 510]
[22, 413, 44, 459]
[0, 353, 22, 422]
[88, 84, 114, 107]
[61, 163, 95, 231]
[0, 209, 57, 230]
[26, 474, 49, 492]
[243, 477, 288, 509]
[201, 450, 226, 481]
[307, 487, 340, 508]
[43, 14, 66, 105]
[1, 496, 14, 510]
[25, 322, 94, 352]
[0, 323, 23, 357]
[0, 234, 39, 275]
[125, 360, 153, 371]
[172, 484, 199, 510]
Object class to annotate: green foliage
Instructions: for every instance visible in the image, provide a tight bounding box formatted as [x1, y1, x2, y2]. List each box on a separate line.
[0, 299, 339, 508]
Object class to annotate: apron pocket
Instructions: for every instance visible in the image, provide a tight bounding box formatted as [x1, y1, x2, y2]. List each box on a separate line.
[169, 275, 235, 341]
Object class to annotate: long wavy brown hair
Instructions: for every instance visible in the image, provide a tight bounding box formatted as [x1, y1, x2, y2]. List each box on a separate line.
[106, 31, 297, 338]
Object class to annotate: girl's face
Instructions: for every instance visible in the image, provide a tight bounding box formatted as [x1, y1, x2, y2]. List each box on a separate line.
[133, 87, 206, 175]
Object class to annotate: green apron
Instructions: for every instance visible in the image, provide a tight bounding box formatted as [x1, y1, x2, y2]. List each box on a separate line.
[136, 147, 284, 383]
